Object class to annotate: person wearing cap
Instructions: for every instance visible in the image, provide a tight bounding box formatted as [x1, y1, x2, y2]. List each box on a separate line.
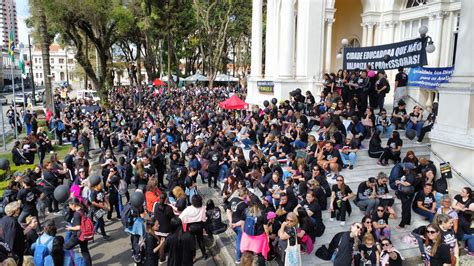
[0, 201, 25, 265]
[354, 177, 380, 216]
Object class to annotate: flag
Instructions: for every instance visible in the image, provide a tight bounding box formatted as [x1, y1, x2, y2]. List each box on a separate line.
[19, 58, 25, 75]
[7, 30, 15, 62]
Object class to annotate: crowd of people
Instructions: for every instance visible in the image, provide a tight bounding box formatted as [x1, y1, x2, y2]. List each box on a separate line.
[0, 67, 471, 266]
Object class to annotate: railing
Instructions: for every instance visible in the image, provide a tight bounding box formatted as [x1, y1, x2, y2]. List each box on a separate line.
[406, 94, 427, 110]
[427, 140, 473, 187]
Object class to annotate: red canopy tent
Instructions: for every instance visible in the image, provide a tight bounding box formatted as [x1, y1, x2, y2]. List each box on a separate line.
[219, 95, 249, 110]
[152, 78, 166, 86]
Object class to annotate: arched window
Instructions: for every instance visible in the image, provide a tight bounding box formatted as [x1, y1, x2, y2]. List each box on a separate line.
[406, 0, 427, 8]
[348, 38, 361, 48]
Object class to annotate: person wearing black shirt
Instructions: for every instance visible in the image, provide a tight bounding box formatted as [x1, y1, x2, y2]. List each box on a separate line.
[391, 100, 409, 130]
[423, 225, 451, 266]
[42, 162, 60, 213]
[355, 177, 380, 216]
[106, 167, 122, 220]
[396, 171, 416, 229]
[275, 192, 297, 223]
[378, 131, 403, 166]
[375, 71, 389, 110]
[372, 206, 392, 241]
[90, 183, 111, 240]
[413, 183, 437, 222]
[329, 175, 355, 225]
[65, 198, 92, 266]
[334, 223, 363, 265]
[225, 189, 248, 264]
[240, 203, 269, 266]
[17, 177, 42, 223]
[297, 190, 322, 226]
[206, 147, 221, 189]
[0, 201, 25, 265]
[164, 217, 196, 266]
[394, 67, 408, 108]
[317, 141, 342, 179]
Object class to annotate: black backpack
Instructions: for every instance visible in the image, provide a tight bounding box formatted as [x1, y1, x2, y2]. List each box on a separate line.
[121, 203, 137, 228]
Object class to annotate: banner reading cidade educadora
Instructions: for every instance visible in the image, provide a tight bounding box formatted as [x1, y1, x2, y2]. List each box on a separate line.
[407, 66, 454, 90]
[343, 38, 427, 70]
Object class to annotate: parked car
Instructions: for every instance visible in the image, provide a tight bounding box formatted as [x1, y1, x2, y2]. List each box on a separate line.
[1, 85, 13, 93]
[0, 95, 7, 105]
[76, 90, 100, 102]
[14, 93, 27, 106]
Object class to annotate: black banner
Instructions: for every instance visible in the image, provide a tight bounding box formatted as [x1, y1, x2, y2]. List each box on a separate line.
[343, 38, 427, 70]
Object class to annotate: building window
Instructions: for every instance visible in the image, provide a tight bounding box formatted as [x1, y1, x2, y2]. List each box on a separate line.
[348, 38, 361, 48]
[35, 73, 38, 78]
[39, 73, 42, 78]
[67, 59, 73, 64]
[406, 0, 426, 8]
[34, 58, 38, 64]
[402, 18, 428, 40]
[59, 58, 64, 64]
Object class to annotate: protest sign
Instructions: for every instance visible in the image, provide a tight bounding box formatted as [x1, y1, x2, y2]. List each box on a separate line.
[343, 38, 427, 70]
[408, 66, 454, 89]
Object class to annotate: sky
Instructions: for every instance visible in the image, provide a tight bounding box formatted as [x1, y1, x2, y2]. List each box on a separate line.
[17, 0, 31, 45]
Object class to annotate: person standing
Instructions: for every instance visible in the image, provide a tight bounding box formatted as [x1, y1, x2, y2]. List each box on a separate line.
[65, 198, 92, 266]
[375, 71, 389, 110]
[333, 222, 363, 265]
[393, 67, 408, 108]
[396, 168, 416, 229]
[0, 202, 25, 265]
[226, 188, 248, 264]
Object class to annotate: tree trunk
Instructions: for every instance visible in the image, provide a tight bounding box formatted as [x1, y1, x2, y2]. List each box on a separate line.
[84, 37, 89, 89]
[36, 2, 53, 112]
[136, 42, 142, 85]
[167, 27, 172, 87]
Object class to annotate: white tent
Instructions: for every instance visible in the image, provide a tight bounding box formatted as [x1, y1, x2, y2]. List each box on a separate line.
[184, 73, 209, 82]
[160, 75, 178, 82]
[214, 74, 239, 82]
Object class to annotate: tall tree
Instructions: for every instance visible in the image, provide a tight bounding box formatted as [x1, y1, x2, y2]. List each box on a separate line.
[28, 0, 54, 110]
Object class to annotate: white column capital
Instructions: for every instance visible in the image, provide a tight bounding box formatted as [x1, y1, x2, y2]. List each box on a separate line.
[384, 21, 398, 28]
[365, 22, 376, 28]
[429, 11, 448, 20]
[325, 18, 335, 24]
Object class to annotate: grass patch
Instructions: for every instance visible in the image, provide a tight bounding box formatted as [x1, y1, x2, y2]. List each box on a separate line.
[0, 144, 72, 196]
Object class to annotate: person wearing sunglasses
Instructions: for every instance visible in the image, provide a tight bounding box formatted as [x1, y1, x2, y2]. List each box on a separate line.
[329, 175, 355, 226]
[372, 206, 392, 241]
[277, 213, 300, 263]
[380, 238, 403, 265]
[333, 223, 362, 265]
[422, 224, 451, 266]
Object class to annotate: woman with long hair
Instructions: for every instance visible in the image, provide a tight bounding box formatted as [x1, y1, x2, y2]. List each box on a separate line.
[378, 130, 403, 166]
[179, 195, 209, 259]
[423, 224, 451, 266]
[402, 150, 419, 167]
[142, 219, 164, 266]
[240, 200, 270, 265]
[145, 178, 161, 215]
[153, 193, 174, 264]
[329, 175, 355, 225]
[434, 214, 459, 263]
[453, 187, 474, 256]
[64, 197, 92, 266]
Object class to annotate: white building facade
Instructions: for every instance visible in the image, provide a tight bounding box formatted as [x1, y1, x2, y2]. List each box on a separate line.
[30, 43, 76, 86]
[247, 0, 472, 191]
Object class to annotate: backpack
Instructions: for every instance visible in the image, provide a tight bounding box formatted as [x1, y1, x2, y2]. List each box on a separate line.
[121, 203, 137, 228]
[243, 209, 258, 236]
[33, 237, 53, 266]
[57, 121, 65, 131]
[78, 211, 94, 241]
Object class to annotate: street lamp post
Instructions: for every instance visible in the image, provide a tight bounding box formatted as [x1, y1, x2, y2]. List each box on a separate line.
[336, 38, 350, 60]
[65, 48, 69, 85]
[19, 43, 26, 113]
[28, 34, 36, 106]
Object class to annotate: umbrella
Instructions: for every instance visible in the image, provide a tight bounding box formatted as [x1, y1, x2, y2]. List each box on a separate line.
[219, 95, 248, 110]
[161, 75, 178, 82]
[152, 78, 166, 86]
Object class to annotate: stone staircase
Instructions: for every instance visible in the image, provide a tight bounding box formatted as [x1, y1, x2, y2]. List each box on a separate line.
[202, 130, 433, 266]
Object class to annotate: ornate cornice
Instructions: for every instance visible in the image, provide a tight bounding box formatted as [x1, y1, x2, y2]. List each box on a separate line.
[429, 11, 448, 20]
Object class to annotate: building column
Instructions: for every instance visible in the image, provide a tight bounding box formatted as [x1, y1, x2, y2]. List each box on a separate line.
[278, 0, 295, 78]
[264, 0, 276, 79]
[385, 21, 396, 44]
[324, 18, 335, 73]
[428, 11, 447, 67]
[361, 23, 367, 46]
[429, 0, 474, 190]
[251, 0, 263, 77]
[366, 23, 375, 46]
